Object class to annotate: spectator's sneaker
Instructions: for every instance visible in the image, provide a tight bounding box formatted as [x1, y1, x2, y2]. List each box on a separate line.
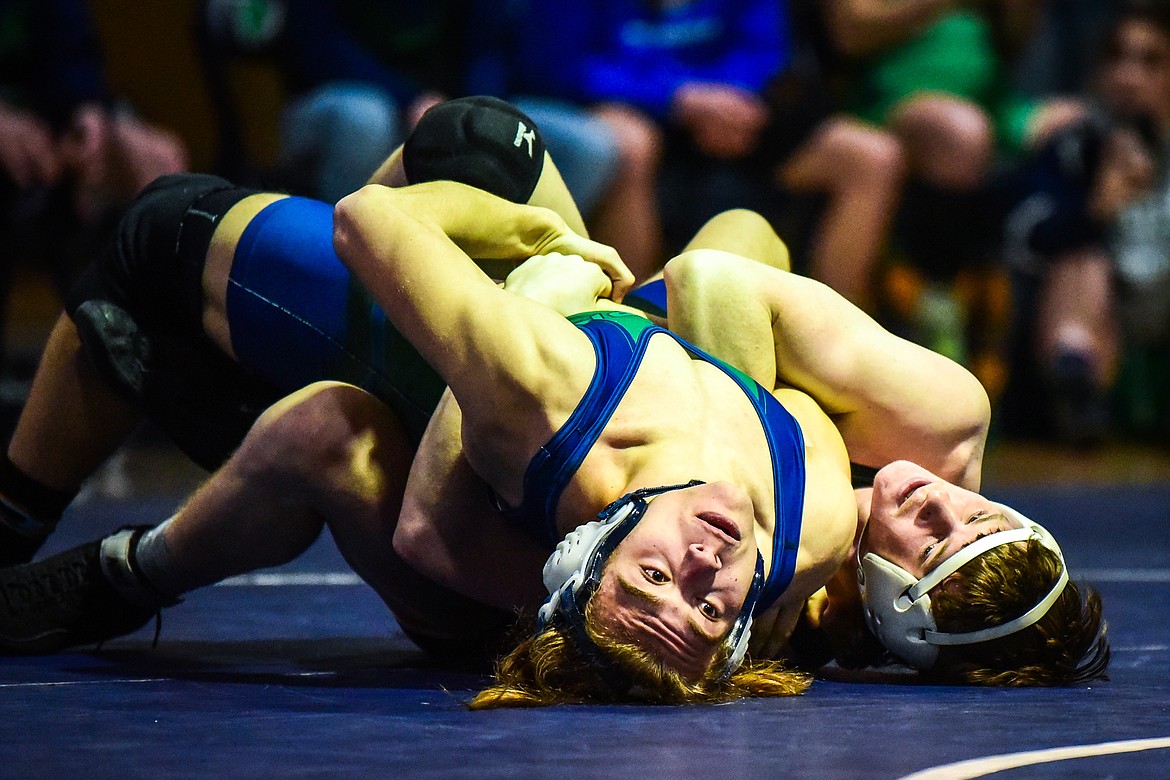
[0, 538, 155, 654]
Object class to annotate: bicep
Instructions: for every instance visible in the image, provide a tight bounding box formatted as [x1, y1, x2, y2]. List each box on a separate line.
[333, 185, 596, 426]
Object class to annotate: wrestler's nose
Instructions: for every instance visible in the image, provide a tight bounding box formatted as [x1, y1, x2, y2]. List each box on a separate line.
[679, 543, 721, 587]
[917, 489, 963, 533]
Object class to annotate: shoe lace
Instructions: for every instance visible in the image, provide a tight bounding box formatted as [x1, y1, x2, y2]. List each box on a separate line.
[94, 610, 163, 652]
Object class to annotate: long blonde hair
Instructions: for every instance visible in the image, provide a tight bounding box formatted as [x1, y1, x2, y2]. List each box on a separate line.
[468, 598, 809, 709]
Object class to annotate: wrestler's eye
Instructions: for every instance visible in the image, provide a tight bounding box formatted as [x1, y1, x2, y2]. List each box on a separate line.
[921, 541, 937, 563]
[965, 512, 987, 524]
[643, 567, 668, 584]
[699, 601, 720, 620]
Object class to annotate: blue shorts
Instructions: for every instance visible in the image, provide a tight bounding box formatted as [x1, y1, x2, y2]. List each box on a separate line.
[228, 196, 445, 443]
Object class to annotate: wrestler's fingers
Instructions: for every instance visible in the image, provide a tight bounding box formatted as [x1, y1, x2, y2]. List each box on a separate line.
[567, 238, 633, 301]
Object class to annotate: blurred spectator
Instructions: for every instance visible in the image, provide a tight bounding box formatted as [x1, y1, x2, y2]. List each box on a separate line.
[199, 0, 622, 221]
[1013, 0, 1124, 96]
[508, 0, 904, 294]
[0, 0, 188, 377]
[199, 0, 465, 203]
[457, 0, 620, 225]
[1003, 0, 1170, 445]
[820, 0, 1084, 365]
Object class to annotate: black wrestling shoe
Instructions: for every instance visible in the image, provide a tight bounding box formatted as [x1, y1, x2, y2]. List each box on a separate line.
[0, 538, 155, 654]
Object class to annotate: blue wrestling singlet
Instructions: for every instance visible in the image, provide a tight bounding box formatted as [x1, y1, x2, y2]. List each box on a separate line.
[225, 197, 445, 443]
[499, 309, 807, 612]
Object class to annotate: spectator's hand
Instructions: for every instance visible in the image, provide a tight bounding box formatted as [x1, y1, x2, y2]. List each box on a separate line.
[0, 101, 62, 188]
[1089, 125, 1158, 223]
[672, 83, 768, 159]
[504, 251, 615, 315]
[109, 112, 189, 193]
[60, 103, 187, 222]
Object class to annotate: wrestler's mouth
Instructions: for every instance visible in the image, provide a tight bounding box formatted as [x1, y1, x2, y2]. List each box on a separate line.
[897, 479, 931, 507]
[698, 512, 741, 543]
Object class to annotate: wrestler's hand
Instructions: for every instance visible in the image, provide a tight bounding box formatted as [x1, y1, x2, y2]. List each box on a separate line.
[530, 218, 634, 302]
[504, 252, 615, 316]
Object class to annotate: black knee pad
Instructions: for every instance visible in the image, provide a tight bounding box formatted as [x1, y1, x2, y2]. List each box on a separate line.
[403, 96, 546, 203]
[65, 173, 276, 470]
[64, 172, 254, 336]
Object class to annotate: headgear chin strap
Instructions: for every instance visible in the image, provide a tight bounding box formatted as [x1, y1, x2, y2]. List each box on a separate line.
[537, 480, 765, 686]
[858, 504, 1070, 669]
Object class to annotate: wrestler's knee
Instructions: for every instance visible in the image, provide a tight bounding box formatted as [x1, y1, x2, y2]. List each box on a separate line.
[238, 382, 400, 495]
[709, 209, 778, 239]
[664, 247, 737, 288]
[403, 96, 546, 203]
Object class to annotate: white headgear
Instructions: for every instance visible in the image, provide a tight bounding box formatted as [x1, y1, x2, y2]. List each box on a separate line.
[858, 504, 1069, 669]
[537, 481, 764, 683]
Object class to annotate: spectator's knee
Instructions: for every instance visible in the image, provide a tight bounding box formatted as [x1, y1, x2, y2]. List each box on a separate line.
[894, 96, 994, 187]
[595, 106, 664, 174]
[856, 128, 906, 184]
[830, 125, 907, 191]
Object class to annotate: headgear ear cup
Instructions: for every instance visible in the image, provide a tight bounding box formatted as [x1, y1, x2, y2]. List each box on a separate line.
[859, 552, 941, 669]
[541, 504, 637, 596]
[537, 507, 637, 629]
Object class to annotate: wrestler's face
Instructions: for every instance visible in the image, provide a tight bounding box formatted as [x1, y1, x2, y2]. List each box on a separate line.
[861, 460, 1021, 578]
[591, 481, 759, 678]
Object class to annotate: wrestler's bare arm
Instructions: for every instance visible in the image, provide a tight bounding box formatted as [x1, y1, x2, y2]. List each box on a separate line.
[333, 181, 625, 501]
[664, 249, 990, 490]
[367, 147, 590, 240]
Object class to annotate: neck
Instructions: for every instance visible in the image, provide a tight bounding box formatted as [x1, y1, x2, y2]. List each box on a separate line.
[852, 487, 872, 556]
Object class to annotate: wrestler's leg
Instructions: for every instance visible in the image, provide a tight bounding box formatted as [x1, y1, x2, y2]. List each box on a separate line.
[144, 383, 409, 594]
[0, 314, 136, 564]
[678, 209, 792, 272]
[0, 382, 510, 661]
[152, 382, 514, 660]
[7, 315, 140, 493]
[664, 247, 989, 488]
[0, 382, 405, 652]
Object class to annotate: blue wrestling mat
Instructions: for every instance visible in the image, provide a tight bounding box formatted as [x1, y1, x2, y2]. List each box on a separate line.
[2, 450, 1168, 779]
